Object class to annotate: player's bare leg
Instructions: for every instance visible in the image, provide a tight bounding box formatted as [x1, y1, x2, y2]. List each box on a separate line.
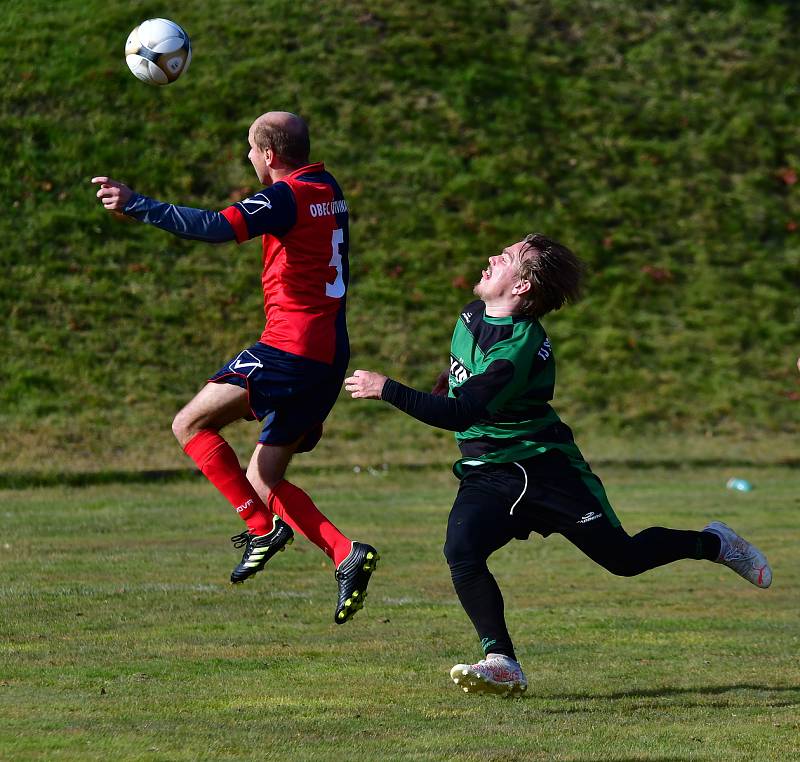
[248, 442, 379, 623]
[172, 381, 252, 447]
[245, 439, 298, 492]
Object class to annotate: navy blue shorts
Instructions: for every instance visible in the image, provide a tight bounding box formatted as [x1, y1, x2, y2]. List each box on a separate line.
[209, 341, 348, 450]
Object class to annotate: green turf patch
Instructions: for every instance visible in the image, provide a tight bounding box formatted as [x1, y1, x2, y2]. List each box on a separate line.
[2, 466, 798, 759]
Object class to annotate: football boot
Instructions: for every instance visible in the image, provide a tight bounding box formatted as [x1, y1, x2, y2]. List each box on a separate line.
[334, 542, 379, 624]
[450, 654, 528, 698]
[703, 521, 772, 588]
[230, 516, 294, 584]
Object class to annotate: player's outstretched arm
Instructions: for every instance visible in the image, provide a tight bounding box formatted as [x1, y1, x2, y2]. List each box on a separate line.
[90, 176, 235, 243]
[346, 369, 488, 432]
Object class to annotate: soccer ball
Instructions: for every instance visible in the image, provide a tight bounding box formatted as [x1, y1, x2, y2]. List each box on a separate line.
[125, 18, 191, 86]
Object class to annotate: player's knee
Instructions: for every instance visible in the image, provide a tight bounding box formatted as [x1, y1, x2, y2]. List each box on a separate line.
[246, 464, 282, 493]
[248, 446, 292, 491]
[171, 410, 196, 447]
[171, 413, 184, 442]
[443, 531, 485, 568]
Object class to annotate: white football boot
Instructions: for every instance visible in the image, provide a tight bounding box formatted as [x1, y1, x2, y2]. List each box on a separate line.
[450, 654, 527, 698]
[703, 521, 772, 588]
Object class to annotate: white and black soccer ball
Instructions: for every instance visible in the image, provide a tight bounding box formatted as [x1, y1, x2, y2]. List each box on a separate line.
[125, 18, 191, 86]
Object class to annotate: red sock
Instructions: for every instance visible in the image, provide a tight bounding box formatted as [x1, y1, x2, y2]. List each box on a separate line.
[267, 480, 352, 566]
[183, 430, 273, 535]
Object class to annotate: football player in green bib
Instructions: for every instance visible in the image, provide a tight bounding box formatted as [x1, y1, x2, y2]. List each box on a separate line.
[345, 233, 772, 698]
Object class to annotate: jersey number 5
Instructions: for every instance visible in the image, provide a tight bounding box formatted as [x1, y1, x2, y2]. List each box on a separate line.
[326, 228, 346, 298]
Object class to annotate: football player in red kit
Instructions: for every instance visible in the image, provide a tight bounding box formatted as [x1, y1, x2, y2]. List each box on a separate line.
[92, 111, 378, 624]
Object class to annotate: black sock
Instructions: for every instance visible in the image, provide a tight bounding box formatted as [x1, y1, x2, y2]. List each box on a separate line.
[699, 530, 722, 560]
[449, 559, 517, 662]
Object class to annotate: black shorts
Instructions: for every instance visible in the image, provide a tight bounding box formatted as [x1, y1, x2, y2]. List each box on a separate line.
[457, 449, 620, 539]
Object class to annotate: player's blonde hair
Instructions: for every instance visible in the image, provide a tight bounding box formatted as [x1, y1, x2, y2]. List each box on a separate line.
[514, 233, 584, 317]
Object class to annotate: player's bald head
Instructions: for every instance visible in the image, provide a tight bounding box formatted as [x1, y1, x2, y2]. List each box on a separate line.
[250, 111, 310, 168]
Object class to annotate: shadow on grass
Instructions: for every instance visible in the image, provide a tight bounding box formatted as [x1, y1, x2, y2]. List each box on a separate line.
[547, 683, 800, 709]
[2, 458, 799, 490]
[0, 469, 203, 490]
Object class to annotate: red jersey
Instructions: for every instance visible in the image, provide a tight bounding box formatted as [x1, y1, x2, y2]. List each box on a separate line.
[221, 163, 349, 364]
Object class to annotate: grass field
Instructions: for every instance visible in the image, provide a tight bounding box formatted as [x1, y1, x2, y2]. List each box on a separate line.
[2, 464, 798, 760]
[3, 2, 799, 757]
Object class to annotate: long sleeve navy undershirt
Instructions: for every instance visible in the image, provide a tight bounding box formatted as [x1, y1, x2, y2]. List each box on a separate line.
[123, 193, 235, 242]
[381, 378, 487, 432]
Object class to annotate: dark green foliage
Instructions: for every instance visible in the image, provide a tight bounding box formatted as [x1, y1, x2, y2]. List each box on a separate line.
[1, 0, 799, 469]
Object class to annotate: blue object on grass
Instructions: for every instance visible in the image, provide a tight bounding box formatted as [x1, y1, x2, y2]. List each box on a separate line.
[726, 477, 753, 492]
